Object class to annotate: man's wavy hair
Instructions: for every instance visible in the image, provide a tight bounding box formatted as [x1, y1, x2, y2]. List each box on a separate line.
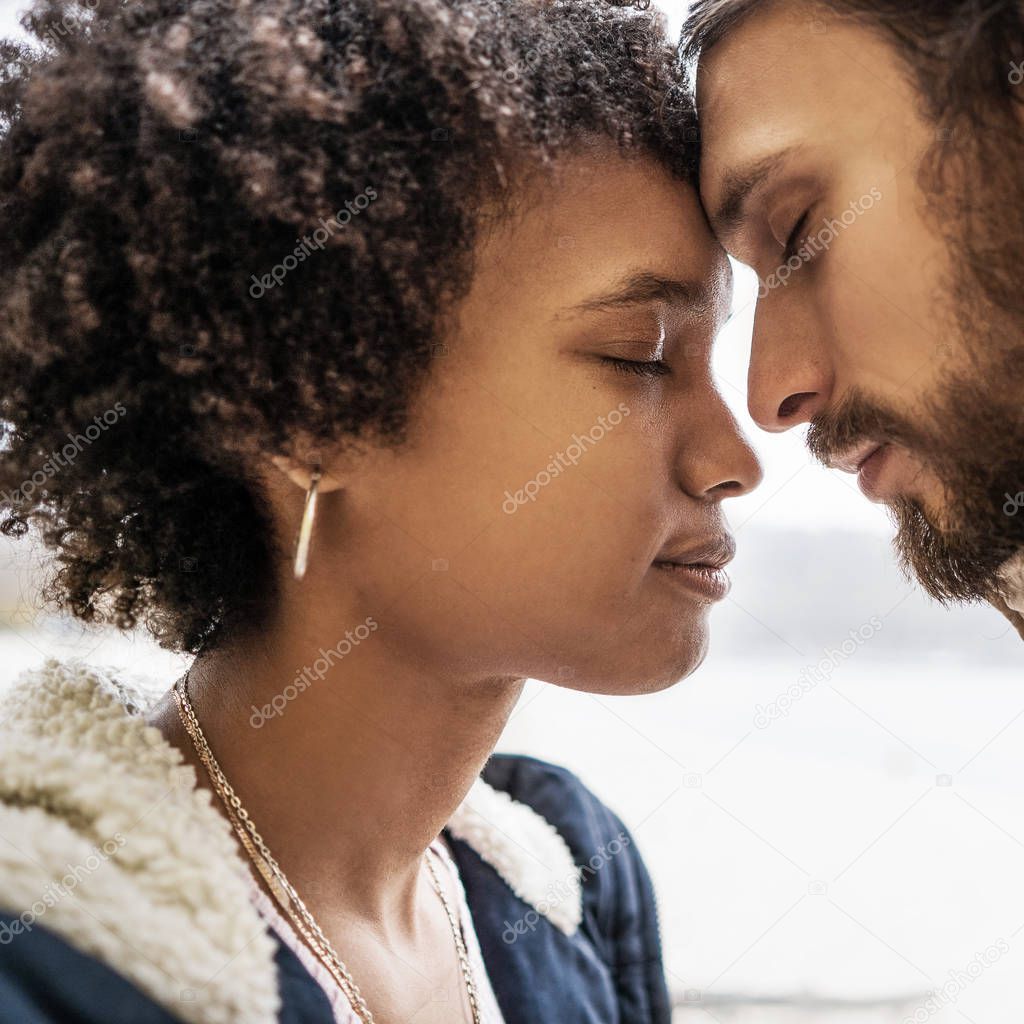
[0, 0, 697, 654]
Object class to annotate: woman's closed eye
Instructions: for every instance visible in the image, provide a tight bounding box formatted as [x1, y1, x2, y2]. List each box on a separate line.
[602, 355, 672, 378]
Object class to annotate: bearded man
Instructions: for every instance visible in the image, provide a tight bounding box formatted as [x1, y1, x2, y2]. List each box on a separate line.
[683, 0, 1024, 638]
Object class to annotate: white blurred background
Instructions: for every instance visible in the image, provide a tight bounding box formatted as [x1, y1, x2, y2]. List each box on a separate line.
[0, 1, 1021, 1021]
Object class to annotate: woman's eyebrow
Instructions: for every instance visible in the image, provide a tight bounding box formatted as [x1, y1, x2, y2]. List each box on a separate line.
[708, 145, 803, 240]
[560, 271, 718, 318]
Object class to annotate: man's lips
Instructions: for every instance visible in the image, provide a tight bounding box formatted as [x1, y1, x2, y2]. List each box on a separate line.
[856, 445, 894, 500]
[826, 441, 884, 474]
[825, 441, 894, 502]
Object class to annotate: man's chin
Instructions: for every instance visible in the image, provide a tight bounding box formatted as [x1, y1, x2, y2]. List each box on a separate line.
[890, 497, 1010, 605]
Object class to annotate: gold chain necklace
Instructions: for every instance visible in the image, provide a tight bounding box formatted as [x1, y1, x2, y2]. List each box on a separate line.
[172, 671, 482, 1024]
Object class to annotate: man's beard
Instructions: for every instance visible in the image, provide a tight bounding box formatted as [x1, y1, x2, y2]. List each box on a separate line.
[805, 345, 1024, 606]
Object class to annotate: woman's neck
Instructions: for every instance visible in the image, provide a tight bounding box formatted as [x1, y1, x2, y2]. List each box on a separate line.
[145, 616, 525, 930]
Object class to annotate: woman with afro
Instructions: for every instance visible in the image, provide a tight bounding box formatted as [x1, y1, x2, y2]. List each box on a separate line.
[0, 0, 760, 1021]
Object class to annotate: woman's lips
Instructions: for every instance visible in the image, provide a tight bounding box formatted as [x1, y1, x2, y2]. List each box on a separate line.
[652, 561, 731, 601]
[653, 532, 735, 602]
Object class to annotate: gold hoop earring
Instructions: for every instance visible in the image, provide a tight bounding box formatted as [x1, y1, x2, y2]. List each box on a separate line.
[293, 467, 322, 581]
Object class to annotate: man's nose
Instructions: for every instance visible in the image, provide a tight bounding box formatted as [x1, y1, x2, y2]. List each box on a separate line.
[746, 301, 833, 432]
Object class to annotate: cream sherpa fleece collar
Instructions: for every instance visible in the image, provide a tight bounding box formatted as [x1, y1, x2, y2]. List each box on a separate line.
[0, 659, 581, 1024]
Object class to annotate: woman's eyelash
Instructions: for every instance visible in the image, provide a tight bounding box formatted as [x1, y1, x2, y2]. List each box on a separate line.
[782, 209, 811, 260]
[602, 356, 671, 378]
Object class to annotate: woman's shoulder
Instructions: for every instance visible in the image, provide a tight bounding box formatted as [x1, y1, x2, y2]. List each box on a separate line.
[0, 903, 336, 1024]
[481, 751, 646, 875]
[483, 752, 623, 818]
[0, 659, 283, 1024]
[481, 752, 665, 958]
[0, 906, 186, 1023]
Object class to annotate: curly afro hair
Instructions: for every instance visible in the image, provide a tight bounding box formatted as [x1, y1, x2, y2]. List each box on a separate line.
[0, 0, 697, 654]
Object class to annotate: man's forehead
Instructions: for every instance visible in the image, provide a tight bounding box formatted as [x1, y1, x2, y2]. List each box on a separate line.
[693, 4, 909, 145]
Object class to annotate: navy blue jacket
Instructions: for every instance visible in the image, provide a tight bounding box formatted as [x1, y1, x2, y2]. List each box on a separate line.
[0, 754, 671, 1023]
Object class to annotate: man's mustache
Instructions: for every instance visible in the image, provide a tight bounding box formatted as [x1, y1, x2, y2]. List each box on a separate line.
[806, 392, 921, 467]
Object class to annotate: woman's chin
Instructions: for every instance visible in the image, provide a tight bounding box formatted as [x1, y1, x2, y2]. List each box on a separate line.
[545, 625, 711, 695]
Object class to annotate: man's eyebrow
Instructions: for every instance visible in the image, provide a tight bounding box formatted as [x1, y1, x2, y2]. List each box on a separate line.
[562, 272, 717, 317]
[709, 146, 801, 239]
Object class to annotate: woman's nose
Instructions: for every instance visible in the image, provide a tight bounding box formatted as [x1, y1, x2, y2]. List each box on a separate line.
[682, 394, 764, 500]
